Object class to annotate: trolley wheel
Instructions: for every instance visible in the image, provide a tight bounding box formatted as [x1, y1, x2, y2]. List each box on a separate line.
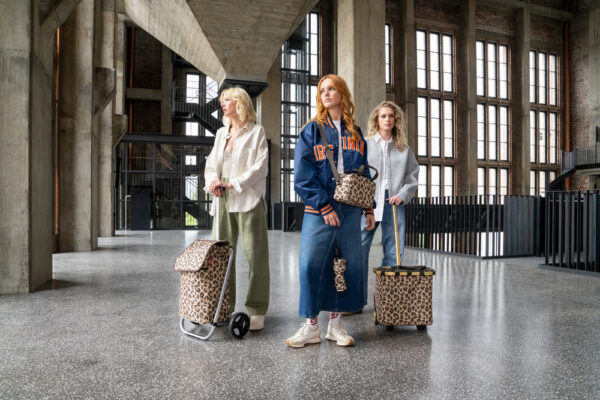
[373, 310, 379, 325]
[228, 312, 250, 339]
[417, 325, 427, 331]
[385, 325, 394, 331]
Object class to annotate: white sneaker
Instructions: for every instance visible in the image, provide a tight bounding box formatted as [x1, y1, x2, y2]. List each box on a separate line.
[325, 322, 355, 347]
[250, 315, 265, 331]
[285, 324, 321, 348]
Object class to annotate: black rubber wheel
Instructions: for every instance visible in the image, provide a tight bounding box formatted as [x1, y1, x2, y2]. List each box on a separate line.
[417, 325, 427, 331]
[228, 312, 250, 339]
[385, 325, 394, 331]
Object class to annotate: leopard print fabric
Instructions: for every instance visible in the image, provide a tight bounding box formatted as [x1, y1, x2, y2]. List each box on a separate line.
[374, 273, 433, 327]
[334, 173, 376, 209]
[333, 257, 347, 292]
[174, 240, 231, 324]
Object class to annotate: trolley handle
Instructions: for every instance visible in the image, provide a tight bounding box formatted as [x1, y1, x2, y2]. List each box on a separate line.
[214, 186, 226, 240]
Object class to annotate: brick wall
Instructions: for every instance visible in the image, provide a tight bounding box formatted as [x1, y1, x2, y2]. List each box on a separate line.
[569, 14, 590, 189]
[131, 100, 161, 133]
[132, 29, 162, 89]
[475, 6, 515, 36]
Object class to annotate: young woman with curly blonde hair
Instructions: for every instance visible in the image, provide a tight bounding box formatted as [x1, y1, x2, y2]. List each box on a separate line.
[360, 101, 419, 309]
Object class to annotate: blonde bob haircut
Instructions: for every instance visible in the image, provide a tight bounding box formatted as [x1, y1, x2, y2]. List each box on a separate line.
[220, 86, 257, 125]
[310, 74, 360, 142]
[366, 101, 408, 152]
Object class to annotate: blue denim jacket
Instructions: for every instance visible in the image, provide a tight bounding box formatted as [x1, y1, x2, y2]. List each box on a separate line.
[294, 115, 374, 216]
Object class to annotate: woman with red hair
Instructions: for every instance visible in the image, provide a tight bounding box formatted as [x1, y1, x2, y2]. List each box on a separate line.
[285, 75, 375, 348]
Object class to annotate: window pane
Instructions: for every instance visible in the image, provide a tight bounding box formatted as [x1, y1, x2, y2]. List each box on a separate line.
[430, 33, 440, 91]
[499, 106, 509, 161]
[488, 105, 497, 160]
[417, 31, 427, 89]
[186, 74, 200, 104]
[476, 41, 485, 96]
[431, 98, 441, 157]
[530, 170, 537, 195]
[418, 165, 427, 198]
[529, 51, 536, 103]
[385, 24, 391, 85]
[443, 35, 453, 92]
[500, 168, 508, 196]
[499, 45, 509, 99]
[538, 52, 547, 104]
[549, 54, 557, 106]
[431, 165, 441, 197]
[478, 167, 486, 195]
[549, 112, 557, 164]
[477, 104, 486, 160]
[540, 170, 547, 196]
[444, 100, 454, 158]
[530, 110, 536, 163]
[186, 121, 199, 136]
[489, 167, 497, 196]
[444, 166, 454, 197]
[418, 97, 428, 156]
[487, 43, 497, 98]
[539, 111, 547, 163]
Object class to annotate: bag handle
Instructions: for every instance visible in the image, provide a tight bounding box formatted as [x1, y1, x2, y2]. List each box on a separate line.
[316, 123, 341, 183]
[346, 165, 379, 182]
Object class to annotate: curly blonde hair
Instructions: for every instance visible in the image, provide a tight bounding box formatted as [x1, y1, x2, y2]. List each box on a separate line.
[310, 74, 360, 142]
[367, 101, 407, 151]
[220, 86, 257, 125]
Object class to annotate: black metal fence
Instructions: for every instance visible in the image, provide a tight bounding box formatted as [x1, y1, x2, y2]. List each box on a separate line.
[545, 190, 600, 272]
[405, 195, 541, 258]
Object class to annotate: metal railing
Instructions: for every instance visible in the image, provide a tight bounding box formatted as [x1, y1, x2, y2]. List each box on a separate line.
[171, 80, 221, 134]
[405, 195, 541, 258]
[545, 190, 600, 272]
[561, 144, 600, 172]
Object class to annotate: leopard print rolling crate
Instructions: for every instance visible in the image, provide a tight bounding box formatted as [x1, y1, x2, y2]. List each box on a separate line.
[173, 240, 231, 324]
[373, 266, 435, 330]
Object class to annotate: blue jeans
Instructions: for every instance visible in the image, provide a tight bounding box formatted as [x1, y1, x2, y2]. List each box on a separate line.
[360, 195, 405, 306]
[298, 203, 364, 318]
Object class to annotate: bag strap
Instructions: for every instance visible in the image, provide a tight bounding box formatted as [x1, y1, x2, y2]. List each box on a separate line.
[316, 123, 341, 183]
[346, 165, 380, 182]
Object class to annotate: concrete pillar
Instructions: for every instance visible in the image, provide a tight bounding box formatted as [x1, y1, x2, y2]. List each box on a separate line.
[589, 3, 600, 189]
[59, 0, 99, 251]
[456, 0, 478, 195]
[0, 0, 55, 293]
[161, 45, 173, 134]
[336, 0, 386, 130]
[511, 7, 531, 195]
[98, 0, 116, 237]
[398, 0, 417, 150]
[257, 57, 282, 206]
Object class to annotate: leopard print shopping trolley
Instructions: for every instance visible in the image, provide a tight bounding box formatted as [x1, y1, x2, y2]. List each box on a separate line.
[372, 205, 435, 331]
[173, 192, 250, 340]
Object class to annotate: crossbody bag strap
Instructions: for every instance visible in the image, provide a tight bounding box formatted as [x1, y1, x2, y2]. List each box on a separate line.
[316, 123, 341, 183]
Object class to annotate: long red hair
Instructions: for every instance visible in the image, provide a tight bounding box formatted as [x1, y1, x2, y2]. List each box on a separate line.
[312, 74, 360, 141]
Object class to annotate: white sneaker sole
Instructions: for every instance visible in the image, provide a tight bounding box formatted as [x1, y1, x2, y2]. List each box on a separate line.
[285, 337, 321, 348]
[325, 333, 355, 347]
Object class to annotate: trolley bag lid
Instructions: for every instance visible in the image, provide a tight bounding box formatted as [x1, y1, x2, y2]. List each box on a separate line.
[173, 240, 229, 272]
[372, 265, 435, 276]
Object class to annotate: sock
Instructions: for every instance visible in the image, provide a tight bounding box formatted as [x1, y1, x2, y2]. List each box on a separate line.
[329, 312, 340, 326]
[307, 317, 318, 330]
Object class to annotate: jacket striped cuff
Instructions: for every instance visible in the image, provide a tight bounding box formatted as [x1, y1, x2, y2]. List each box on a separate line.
[320, 204, 334, 215]
[363, 208, 374, 215]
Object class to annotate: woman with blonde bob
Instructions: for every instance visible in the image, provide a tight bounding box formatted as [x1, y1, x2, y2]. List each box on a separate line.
[286, 74, 375, 348]
[204, 86, 270, 331]
[360, 101, 419, 308]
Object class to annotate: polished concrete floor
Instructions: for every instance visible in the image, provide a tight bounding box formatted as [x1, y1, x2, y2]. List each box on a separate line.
[1, 230, 599, 399]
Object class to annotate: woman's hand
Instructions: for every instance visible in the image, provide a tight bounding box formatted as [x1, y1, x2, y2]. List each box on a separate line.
[323, 210, 340, 227]
[387, 196, 404, 206]
[364, 214, 375, 231]
[209, 179, 228, 197]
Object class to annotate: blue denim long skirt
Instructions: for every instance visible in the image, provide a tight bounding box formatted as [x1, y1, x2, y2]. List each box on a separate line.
[298, 203, 364, 318]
